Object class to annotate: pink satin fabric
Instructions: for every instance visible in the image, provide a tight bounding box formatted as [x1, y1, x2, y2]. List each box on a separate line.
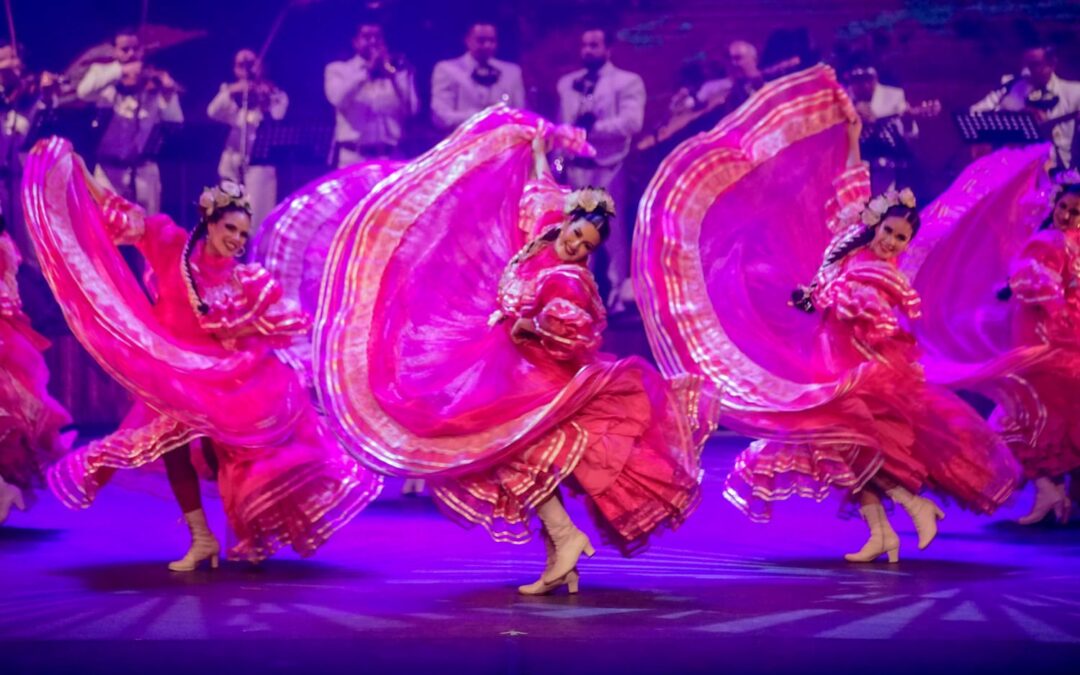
[0, 233, 71, 491]
[254, 160, 403, 380]
[23, 138, 382, 561]
[316, 105, 706, 550]
[633, 66, 1018, 522]
[906, 146, 1080, 479]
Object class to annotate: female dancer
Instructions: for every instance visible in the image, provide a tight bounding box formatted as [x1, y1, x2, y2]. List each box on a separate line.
[634, 65, 1018, 562]
[315, 106, 707, 594]
[998, 181, 1080, 522]
[0, 214, 72, 522]
[23, 138, 381, 569]
[905, 151, 1080, 525]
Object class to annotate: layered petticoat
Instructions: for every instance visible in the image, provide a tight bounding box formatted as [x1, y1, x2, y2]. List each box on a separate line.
[0, 235, 72, 491]
[314, 106, 708, 552]
[23, 138, 381, 560]
[632, 65, 1018, 522]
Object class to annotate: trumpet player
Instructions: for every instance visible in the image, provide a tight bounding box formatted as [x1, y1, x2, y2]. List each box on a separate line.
[324, 21, 418, 168]
[76, 27, 183, 214]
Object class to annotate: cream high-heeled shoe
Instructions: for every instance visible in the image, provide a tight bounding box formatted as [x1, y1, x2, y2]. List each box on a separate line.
[1019, 477, 1071, 525]
[168, 508, 222, 571]
[886, 486, 945, 550]
[536, 497, 595, 584]
[845, 502, 900, 563]
[0, 477, 26, 524]
[518, 529, 583, 595]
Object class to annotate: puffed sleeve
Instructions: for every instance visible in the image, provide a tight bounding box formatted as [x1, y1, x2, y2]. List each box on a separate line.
[824, 163, 871, 235]
[1009, 230, 1067, 305]
[199, 263, 310, 344]
[815, 260, 921, 346]
[519, 266, 605, 362]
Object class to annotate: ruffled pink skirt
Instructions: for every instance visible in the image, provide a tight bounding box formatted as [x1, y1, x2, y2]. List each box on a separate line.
[0, 316, 71, 490]
[48, 403, 381, 562]
[725, 362, 1019, 521]
[431, 357, 704, 555]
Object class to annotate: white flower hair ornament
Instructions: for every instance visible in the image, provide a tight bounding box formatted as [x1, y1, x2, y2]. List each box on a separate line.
[197, 180, 252, 221]
[860, 187, 917, 226]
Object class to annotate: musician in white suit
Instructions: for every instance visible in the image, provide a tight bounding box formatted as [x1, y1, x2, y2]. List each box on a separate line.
[557, 27, 645, 312]
[843, 58, 918, 192]
[972, 45, 1080, 169]
[431, 22, 525, 131]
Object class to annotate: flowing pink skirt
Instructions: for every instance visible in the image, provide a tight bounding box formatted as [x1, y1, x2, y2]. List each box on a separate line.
[48, 402, 382, 562]
[0, 316, 70, 490]
[725, 362, 1019, 522]
[431, 357, 704, 554]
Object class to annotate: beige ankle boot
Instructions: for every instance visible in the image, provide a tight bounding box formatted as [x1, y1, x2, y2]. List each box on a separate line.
[886, 486, 945, 550]
[1019, 477, 1071, 525]
[536, 496, 595, 584]
[518, 528, 580, 595]
[845, 503, 900, 563]
[168, 508, 222, 572]
[0, 477, 26, 524]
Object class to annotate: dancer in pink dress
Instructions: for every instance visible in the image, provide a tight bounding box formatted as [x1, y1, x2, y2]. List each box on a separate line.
[634, 65, 1019, 563]
[905, 151, 1080, 525]
[22, 138, 382, 569]
[315, 106, 707, 594]
[0, 216, 72, 523]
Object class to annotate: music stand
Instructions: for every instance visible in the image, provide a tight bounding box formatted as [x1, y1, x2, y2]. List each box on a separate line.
[953, 111, 1041, 145]
[250, 119, 334, 166]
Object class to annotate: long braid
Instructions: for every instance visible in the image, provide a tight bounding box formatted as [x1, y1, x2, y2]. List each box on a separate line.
[182, 220, 210, 315]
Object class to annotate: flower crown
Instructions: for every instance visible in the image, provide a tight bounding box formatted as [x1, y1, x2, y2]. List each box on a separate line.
[196, 180, 252, 221]
[1051, 168, 1080, 201]
[565, 187, 616, 221]
[860, 186, 917, 226]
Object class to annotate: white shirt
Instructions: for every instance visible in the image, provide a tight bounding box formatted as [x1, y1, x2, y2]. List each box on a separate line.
[207, 83, 288, 157]
[77, 61, 184, 163]
[852, 83, 918, 140]
[972, 73, 1080, 167]
[324, 54, 419, 148]
[431, 53, 525, 130]
[557, 61, 645, 167]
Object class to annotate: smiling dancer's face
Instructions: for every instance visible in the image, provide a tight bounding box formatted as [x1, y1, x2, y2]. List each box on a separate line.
[554, 219, 602, 263]
[869, 216, 913, 262]
[205, 211, 252, 259]
[1052, 192, 1080, 231]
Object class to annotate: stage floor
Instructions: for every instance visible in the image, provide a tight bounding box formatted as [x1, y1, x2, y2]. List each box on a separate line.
[3, 437, 1079, 674]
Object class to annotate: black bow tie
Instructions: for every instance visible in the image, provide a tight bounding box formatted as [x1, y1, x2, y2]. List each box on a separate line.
[572, 71, 599, 95]
[471, 64, 501, 87]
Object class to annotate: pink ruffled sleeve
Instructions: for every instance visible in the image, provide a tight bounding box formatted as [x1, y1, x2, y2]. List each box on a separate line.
[199, 264, 311, 343]
[521, 266, 605, 362]
[824, 163, 871, 234]
[0, 234, 22, 316]
[99, 192, 187, 265]
[815, 260, 921, 346]
[1009, 231, 1066, 306]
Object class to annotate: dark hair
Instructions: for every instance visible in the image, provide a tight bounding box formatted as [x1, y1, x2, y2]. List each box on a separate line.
[566, 207, 613, 243]
[791, 203, 921, 313]
[114, 26, 139, 44]
[582, 25, 614, 47]
[467, 19, 498, 34]
[182, 202, 250, 315]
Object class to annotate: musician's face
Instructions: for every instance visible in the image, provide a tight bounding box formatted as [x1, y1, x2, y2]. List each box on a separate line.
[580, 31, 609, 71]
[728, 42, 757, 78]
[206, 210, 252, 259]
[1052, 192, 1080, 231]
[114, 35, 141, 64]
[848, 74, 876, 102]
[234, 49, 257, 81]
[555, 218, 602, 263]
[467, 24, 498, 63]
[869, 216, 913, 261]
[1023, 48, 1056, 89]
[353, 25, 386, 61]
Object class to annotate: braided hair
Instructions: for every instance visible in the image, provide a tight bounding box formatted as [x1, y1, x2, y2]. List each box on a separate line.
[792, 203, 921, 313]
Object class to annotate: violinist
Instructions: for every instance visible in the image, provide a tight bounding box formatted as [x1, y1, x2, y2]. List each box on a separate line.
[207, 48, 287, 230]
[76, 27, 183, 214]
[972, 44, 1080, 169]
